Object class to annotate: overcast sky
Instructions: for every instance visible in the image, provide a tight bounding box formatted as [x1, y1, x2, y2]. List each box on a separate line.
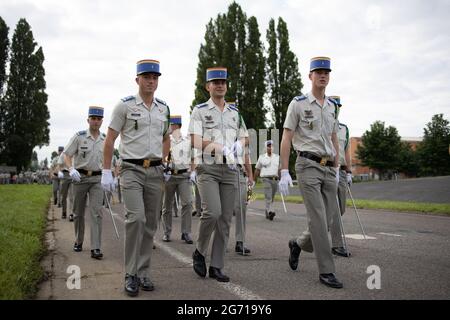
[1, 0, 449, 163]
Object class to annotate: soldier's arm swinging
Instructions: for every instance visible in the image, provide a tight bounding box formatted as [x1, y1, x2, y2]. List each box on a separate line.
[331, 132, 339, 168]
[103, 128, 119, 170]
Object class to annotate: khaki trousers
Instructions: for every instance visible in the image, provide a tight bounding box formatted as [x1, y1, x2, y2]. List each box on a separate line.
[120, 161, 164, 278]
[262, 178, 278, 212]
[196, 164, 237, 269]
[295, 156, 338, 274]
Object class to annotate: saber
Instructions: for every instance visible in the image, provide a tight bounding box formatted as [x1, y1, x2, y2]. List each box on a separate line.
[174, 191, 179, 217]
[280, 190, 288, 214]
[336, 194, 349, 253]
[104, 190, 120, 239]
[347, 184, 367, 240]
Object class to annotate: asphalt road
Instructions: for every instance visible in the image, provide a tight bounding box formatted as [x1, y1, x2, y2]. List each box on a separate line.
[38, 195, 450, 300]
[254, 176, 450, 203]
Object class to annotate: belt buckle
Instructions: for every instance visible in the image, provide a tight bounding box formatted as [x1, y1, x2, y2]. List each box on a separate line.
[87, 170, 93, 176]
[319, 158, 327, 166]
[143, 159, 150, 168]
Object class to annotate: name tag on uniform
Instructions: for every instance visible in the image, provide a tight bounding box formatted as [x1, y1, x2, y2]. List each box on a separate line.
[205, 121, 214, 124]
[80, 146, 88, 150]
[131, 113, 141, 117]
[304, 110, 314, 119]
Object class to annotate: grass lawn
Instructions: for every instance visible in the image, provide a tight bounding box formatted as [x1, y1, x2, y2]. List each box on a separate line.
[253, 193, 450, 215]
[0, 184, 51, 299]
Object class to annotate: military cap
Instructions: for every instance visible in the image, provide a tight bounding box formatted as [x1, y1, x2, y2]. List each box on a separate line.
[206, 67, 227, 82]
[88, 106, 104, 118]
[137, 59, 161, 76]
[310, 56, 332, 72]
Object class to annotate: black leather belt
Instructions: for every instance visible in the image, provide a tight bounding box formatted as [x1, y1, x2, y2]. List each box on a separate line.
[172, 168, 188, 175]
[123, 159, 162, 168]
[77, 169, 101, 176]
[297, 151, 334, 167]
[262, 176, 279, 181]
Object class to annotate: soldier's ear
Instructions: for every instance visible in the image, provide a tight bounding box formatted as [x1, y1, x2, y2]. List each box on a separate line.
[135, 77, 139, 85]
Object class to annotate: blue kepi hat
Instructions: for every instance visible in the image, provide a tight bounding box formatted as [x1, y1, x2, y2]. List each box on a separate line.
[206, 67, 227, 82]
[137, 59, 161, 76]
[170, 115, 182, 125]
[88, 106, 104, 118]
[310, 57, 331, 72]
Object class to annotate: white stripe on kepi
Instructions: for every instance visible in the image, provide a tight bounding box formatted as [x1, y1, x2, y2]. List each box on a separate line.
[345, 234, 377, 240]
[155, 240, 263, 300]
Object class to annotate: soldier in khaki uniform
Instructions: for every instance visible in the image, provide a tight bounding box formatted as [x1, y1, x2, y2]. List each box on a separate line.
[50, 146, 64, 206]
[328, 96, 352, 257]
[102, 59, 170, 297]
[254, 140, 280, 220]
[64, 106, 105, 260]
[57, 151, 72, 219]
[189, 67, 253, 282]
[279, 57, 343, 289]
[161, 115, 195, 244]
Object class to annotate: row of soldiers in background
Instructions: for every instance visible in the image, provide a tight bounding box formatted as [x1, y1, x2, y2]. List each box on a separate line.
[0, 170, 52, 184]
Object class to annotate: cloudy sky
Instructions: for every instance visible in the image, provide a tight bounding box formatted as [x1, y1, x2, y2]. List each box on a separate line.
[1, 0, 449, 163]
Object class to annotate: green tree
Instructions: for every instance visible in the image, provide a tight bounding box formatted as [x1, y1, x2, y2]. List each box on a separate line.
[356, 121, 403, 179]
[417, 114, 450, 176]
[0, 17, 10, 161]
[397, 141, 419, 177]
[266, 17, 303, 173]
[266, 17, 303, 132]
[192, 2, 266, 129]
[2, 18, 50, 171]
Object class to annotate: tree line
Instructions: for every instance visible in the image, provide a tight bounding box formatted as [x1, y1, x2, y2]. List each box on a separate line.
[357, 114, 450, 179]
[0, 17, 50, 172]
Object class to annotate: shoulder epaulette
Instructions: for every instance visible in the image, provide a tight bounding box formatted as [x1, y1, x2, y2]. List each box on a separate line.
[294, 95, 306, 102]
[196, 103, 208, 109]
[229, 105, 239, 112]
[339, 123, 348, 129]
[155, 97, 168, 106]
[77, 130, 87, 136]
[328, 97, 338, 106]
[121, 95, 135, 102]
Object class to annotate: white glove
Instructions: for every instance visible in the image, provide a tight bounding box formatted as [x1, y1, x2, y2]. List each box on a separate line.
[190, 171, 197, 184]
[57, 171, 64, 179]
[222, 145, 236, 168]
[231, 140, 243, 157]
[69, 168, 81, 182]
[222, 145, 232, 157]
[101, 169, 115, 192]
[334, 167, 340, 186]
[279, 169, 293, 196]
[346, 172, 352, 186]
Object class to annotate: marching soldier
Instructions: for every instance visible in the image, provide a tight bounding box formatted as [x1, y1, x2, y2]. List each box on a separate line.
[279, 57, 344, 289]
[50, 146, 64, 206]
[189, 67, 253, 282]
[254, 140, 280, 220]
[64, 106, 105, 260]
[161, 115, 194, 244]
[102, 59, 170, 297]
[57, 150, 72, 219]
[329, 96, 352, 257]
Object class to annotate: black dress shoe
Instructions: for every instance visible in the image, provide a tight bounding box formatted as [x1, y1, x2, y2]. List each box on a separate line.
[181, 233, 193, 244]
[192, 249, 206, 277]
[69, 214, 74, 222]
[269, 211, 276, 221]
[192, 210, 197, 217]
[54, 199, 57, 205]
[91, 249, 103, 259]
[235, 241, 251, 255]
[124, 274, 139, 297]
[73, 243, 82, 252]
[332, 247, 351, 257]
[319, 273, 343, 289]
[209, 266, 230, 282]
[288, 239, 301, 270]
[162, 234, 171, 242]
[139, 277, 154, 291]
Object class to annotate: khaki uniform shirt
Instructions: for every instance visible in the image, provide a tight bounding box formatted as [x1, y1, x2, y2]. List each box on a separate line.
[109, 94, 170, 160]
[256, 153, 280, 177]
[64, 129, 105, 171]
[188, 98, 248, 163]
[283, 92, 339, 158]
[337, 123, 349, 166]
[170, 135, 192, 171]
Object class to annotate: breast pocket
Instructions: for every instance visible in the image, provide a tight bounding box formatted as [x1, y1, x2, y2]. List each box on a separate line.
[78, 144, 92, 159]
[153, 114, 168, 136]
[126, 111, 147, 131]
[323, 111, 336, 135]
[204, 121, 219, 142]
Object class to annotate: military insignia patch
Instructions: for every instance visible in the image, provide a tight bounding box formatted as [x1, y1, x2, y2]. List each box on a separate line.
[205, 115, 213, 121]
[305, 110, 314, 119]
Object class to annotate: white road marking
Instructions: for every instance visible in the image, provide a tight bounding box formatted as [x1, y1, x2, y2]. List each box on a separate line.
[377, 232, 403, 237]
[345, 234, 377, 240]
[155, 240, 263, 300]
